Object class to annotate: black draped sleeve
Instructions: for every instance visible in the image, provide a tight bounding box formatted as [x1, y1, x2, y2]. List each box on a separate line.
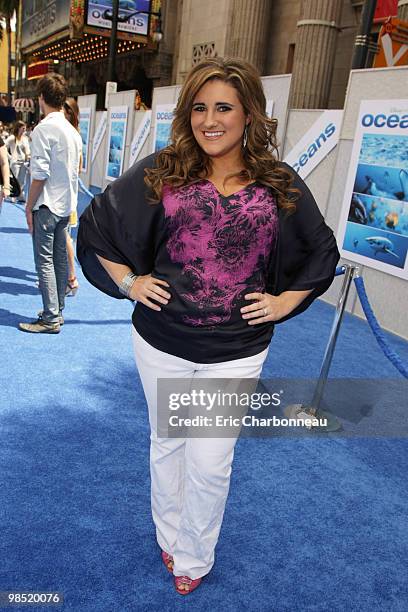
[76, 152, 162, 299]
[77, 153, 340, 323]
[266, 162, 340, 324]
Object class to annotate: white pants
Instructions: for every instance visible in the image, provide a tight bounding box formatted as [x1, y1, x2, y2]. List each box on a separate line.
[132, 327, 269, 579]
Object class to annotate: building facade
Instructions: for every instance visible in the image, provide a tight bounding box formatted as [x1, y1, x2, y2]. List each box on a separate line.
[16, 0, 174, 109]
[170, 0, 404, 109]
[0, 21, 16, 104]
[14, 0, 406, 114]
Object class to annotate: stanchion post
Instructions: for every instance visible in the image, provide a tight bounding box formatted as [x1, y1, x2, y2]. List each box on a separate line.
[285, 263, 359, 431]
[309, 264, 358, 417]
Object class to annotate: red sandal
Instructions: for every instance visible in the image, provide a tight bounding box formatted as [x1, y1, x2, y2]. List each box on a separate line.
[174, 575, 202, 595]
[161, 550, 174, 573]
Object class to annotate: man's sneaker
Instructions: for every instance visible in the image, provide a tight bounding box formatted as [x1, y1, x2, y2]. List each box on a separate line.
[19, 318, 61, 334]
[37, 310, 64, 325]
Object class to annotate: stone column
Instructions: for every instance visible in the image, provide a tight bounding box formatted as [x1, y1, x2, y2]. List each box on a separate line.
[290, 0, 343, 109]
[398, 0, 408, 21]
[224, 0, 272, 74]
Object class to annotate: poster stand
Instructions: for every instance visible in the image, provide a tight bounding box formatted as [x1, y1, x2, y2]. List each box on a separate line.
[102, 89, 137, 191]
[77, 94, 97, 189]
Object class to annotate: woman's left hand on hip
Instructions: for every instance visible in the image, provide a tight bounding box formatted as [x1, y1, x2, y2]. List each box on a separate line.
[240, 292, 292, 324]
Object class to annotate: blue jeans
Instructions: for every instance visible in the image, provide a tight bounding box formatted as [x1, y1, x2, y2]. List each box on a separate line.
[33, 206, 70, 324]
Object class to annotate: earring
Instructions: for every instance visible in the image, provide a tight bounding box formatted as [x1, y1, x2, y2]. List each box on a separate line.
[243, 125, 248, 148]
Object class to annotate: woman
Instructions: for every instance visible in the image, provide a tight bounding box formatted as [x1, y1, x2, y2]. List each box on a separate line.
[6, 120, 30, 203]
[134, 89, 148, 111]
[0, 134, 11, 210]
[63, 97, 81, 296]
[77, 58, 340, 595]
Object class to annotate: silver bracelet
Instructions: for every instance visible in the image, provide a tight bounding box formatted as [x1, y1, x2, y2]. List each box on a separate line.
[118, 271, 138, 298]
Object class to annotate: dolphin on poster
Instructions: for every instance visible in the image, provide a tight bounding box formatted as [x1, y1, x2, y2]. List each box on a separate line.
[350, 194, 368, 224]
[399, 169, 408, 200]
[364, 178, 395, 199]
[365, 236, 399, 259]
[364, 169, 408, 201]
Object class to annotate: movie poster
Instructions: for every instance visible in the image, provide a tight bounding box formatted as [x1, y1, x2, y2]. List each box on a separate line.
[152, 104, 176, 152]
[284, 110, 343, 179]
[91, 111, 107, 163]
[337, 100, 408, 280]
[86, 0, 151, 36]
[128, 110, 152, 168]
[79, 107, 91, 173]
[105, 106, 128, 181]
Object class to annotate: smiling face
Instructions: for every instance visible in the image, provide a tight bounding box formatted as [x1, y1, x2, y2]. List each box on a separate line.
[190, 79, 249, 163]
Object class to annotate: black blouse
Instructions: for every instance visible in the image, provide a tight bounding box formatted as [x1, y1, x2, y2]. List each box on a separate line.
[130, 179, 279, 362]
[77, 153, 340, 362]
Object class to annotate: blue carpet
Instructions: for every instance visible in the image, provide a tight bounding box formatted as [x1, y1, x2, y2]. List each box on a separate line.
[1, 194, 408, 611]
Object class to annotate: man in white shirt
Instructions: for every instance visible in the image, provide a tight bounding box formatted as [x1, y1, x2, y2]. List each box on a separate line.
[19, 74, 82, 334]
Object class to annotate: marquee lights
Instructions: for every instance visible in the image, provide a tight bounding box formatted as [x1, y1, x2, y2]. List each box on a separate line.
[31, 34, 146, 64]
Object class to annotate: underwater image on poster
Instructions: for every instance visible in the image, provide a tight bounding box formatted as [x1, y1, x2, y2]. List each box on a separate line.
[343, 133, 408, 270]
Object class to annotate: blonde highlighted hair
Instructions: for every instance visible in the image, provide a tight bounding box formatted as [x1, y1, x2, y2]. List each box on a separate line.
[144, 57, 299, 212]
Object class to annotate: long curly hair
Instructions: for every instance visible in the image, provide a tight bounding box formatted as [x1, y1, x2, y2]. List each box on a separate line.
[144, 57, 299, 213]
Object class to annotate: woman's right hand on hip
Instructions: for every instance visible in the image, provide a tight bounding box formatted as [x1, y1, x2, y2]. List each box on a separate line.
[129, 274, 171, 311]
